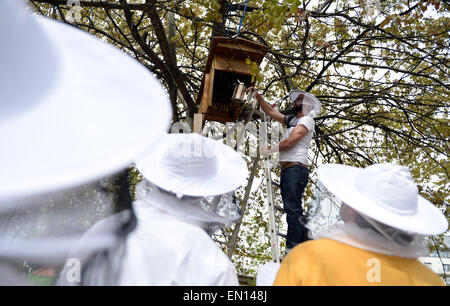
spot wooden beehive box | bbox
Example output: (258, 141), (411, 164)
(195, 37), (268, 124)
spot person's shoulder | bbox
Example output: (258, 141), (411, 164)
(188, 231), (236, 274)
(289, 239), (343, 258)
(299, 115), (315, 125)
(296, 238), (336, 249)
(297, 115), (315, 131)
(280, 240), (331, 271)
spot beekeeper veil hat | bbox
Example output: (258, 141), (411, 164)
(288, 90), (321, 117)
(0, 0), (172, 200)
(306, 163), (448, 258)
(135, 133), (249, 227)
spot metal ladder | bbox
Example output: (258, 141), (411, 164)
(263, 158), (281, 263)
(217, 97), (286, 264)
(261, 112), (286, 264)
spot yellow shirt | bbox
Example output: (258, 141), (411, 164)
(274, 238), (444, 286)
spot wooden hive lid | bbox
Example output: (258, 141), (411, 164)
(203, 37), (269, 74)
(196, 37), (268, 106)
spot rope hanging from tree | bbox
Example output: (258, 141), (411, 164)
(237, 0), (250, 35)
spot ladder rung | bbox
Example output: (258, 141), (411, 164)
(274, 205), (285, 213)
(277, 232), (287, 238)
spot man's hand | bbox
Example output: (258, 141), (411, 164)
(247, 86), (260, 98)
(260, 145), (279, 157)
(250, 88), (285, 124)
(260, 146), (271, 157)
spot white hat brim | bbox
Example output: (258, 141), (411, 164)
(289, 90), (305, 103)
(136, 134), (249, 197)
(317, 164), (448, 235)
(0, 16), (172, 200)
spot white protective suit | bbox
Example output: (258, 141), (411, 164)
(118, 198), (239, 285)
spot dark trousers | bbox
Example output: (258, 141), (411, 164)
(280, 164), (309, 249)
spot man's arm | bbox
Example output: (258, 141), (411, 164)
(278, 124), (308, 151)
(254, 92), (285, 124)
(261, 124), (308, 156)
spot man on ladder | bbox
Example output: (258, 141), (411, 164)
(253, 88), (321, 255)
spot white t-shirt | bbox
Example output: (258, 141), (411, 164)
(279, 115), (315, 165)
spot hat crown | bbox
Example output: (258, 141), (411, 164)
(355, 164), (418, 215)
(163, 135), (219, 182)
(0, 0), (58, 118)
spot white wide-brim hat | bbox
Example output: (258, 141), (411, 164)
(0, 1), (172, 200)
(135, 133), (249, 197)
(288, 89), (321, 117)
(317, 163), (448, 235)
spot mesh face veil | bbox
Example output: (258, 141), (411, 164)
(306, 181), (429, 258)
(135, 179), (241, 231)
(288, 90), (321, 117)
(0, 173), (137, 285)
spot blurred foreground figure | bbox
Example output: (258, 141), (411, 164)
(274, 163), (448, 286)
(0, 0), (171, 285)
(115, 133), (248, 285)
